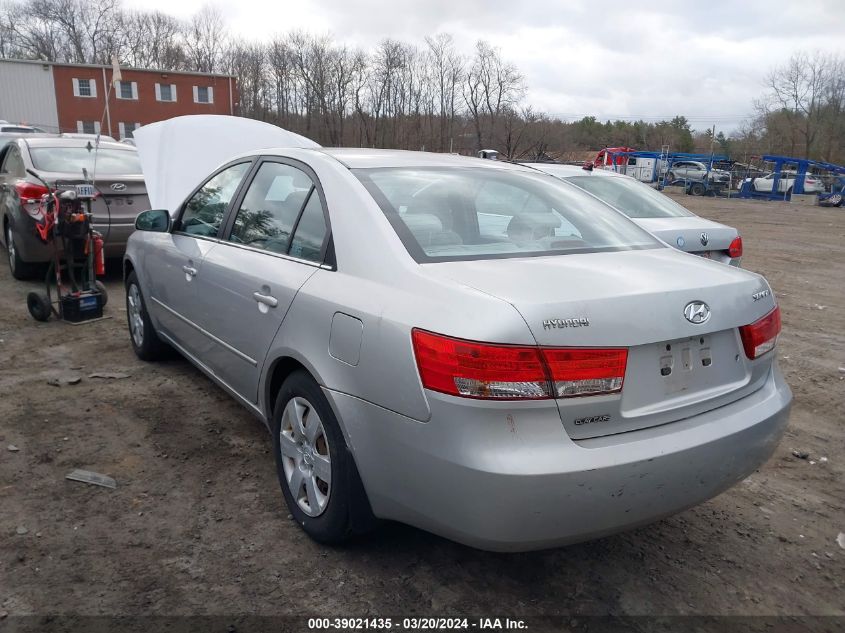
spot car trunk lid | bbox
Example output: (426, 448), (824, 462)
(635, 216), (738, 264)
(426, 248), (777, 439)
(45, 173), (148, 237)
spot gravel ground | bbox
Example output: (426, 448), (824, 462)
(0, 194), (843, 630)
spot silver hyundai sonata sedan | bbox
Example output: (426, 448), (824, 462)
(525, 163), (743, 266)
(124, 141), (791, 551)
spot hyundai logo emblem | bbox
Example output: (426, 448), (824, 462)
(111, 183), (126, 191)
(684, 301), (711, 324)
(700, 232), (709, 246)
(676, 236), (685, 247)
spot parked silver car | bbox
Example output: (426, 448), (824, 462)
(0, 137), (147, 279)
(526, 163), (743, 265)
(125, 135), (791, 551)
(666, 160), (731, 186)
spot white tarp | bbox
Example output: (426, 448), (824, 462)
(133, 115), (320, 213)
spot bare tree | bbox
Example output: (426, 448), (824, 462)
(425, 33), (463, 152)
(762, 50), (834, 158)
(464, 40), (525, 151)
(120, 10), (184, 69)
(183, 3), (226, 73)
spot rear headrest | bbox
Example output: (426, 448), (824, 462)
(508, 212), (561, 230)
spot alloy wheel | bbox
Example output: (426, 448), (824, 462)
(127, 284), (144, 348)
(6, 226), (15, 272)
(279, 396), (332, 517)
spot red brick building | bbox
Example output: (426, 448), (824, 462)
(0, 59), (239, 139)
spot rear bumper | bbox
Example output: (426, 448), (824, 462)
(328, 364), (791, 552)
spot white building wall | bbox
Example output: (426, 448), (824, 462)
(0, 60), (60, 131)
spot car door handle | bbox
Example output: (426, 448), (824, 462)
(182, 265), (197, 277)
(253, 292), (278, 308)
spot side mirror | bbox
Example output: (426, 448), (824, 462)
(135, 209), (170, 232)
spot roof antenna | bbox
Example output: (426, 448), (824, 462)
(91, 55), (122, 187)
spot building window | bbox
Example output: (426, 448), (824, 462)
(118, 122), (141, 139)
(72, 78), (97, 98)
(155, 83), (177, 102)
(76, 121), (101, 135)
(117, 81), (138, 100)
(193, 85), (214, 104)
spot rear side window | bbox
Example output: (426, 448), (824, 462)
(289, 191), (327, 262)
(228, 162), (315, 254)
(180, 162), (250, 237)
(357, 167), (659, 262)
(1, 146), (25, 177)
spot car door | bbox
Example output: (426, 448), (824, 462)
(673, 162), (691, 180)
(189, 158), (331, 403)
(754, 174), (774, 192)
(142, 160), (252, 357)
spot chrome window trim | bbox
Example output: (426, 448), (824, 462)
(212, 239), (333, 270)
(170, 233), (221, 245)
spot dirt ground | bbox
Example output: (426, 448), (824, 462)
(1, 194), (843, 630)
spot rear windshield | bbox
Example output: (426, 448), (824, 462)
(566, 175), (694, 219)
(356, 167), (661, 262)
(30, 147), (142, 175)
(0, 126), (34, 133)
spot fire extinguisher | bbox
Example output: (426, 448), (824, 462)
(93, 232), (105, 276)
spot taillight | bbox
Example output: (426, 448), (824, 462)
(542, 348), (628, 397)
(727, 236), (743, 259)
(15, 181), (49, 204)
(411, 329), (550, 400)
(739, 306), (781, 359)
(411, 329), (628, 400)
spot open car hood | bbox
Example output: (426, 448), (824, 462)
(133, 115), (320, 214)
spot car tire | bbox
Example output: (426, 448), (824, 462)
(125, 271), (168, 361)
(691, 182), (706, 196)
(667, 170), (676, 182)
(272, 370), (376, 544)
(27, 292), (51, 322)
(6, 223), (39, 281)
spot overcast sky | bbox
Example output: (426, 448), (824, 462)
(125, 0), (844, 133)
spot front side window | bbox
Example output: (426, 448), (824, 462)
(357, 167), (660, 262)
(180, 162), (250, 237)
(228, 162), (318, 255)
(565, 175), (694, 219)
